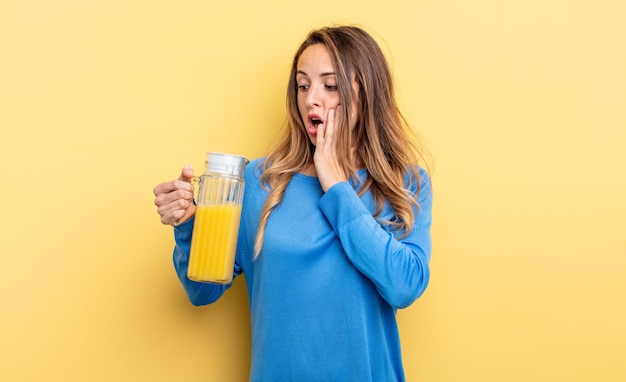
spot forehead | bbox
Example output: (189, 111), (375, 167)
(296, 44), (335, 74)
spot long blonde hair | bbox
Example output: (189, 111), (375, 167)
(254, 25), (429, 256)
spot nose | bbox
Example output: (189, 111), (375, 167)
(305, 84), (321, 109)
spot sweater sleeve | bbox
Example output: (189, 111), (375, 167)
(318, 168), (432, 309)
(172, 218), (240, 306)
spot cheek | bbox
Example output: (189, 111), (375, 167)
(330, 93), (342, 108)
(297, 95), (307, 116)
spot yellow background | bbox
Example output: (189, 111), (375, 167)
(1, 0), (625, 380)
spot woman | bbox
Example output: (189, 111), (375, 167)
(153, 25), (432, 381)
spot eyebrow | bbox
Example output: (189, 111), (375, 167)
(296, 70), (336, 77)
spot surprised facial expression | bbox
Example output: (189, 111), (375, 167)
(295, 44), (358, 145)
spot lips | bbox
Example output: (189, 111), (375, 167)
(307, 114), (323, 135)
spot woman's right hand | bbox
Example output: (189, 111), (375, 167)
(153, 165), (196, 226)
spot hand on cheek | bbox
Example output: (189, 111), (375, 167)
(314, 106), (348, 192)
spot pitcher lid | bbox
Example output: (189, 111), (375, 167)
(205, 152), (249, 177)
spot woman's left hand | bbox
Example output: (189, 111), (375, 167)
(314, 106), (349, 192)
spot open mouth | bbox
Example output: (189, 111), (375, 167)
(308, 115), (323, 129)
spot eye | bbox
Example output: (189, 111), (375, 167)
(297, 84), (309, 91)
(325, 84), (338, 91)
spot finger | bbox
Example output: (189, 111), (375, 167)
(316, 115), (326, 147)
(158, 198), (192, 222)
(317, 107), (336, 149)
(153, 180), (193, 200)
(327, 106), (340, 149)
(179, 164), (194, 181)
(153, 180), (177, 197)
(155, 186), (194, 207)
(326, 107), (336, 138)
(175, 165), (195, 192)
(162, 208), (186, 226)
(153, 166), (195, 196)
(322, 107), (339, 156)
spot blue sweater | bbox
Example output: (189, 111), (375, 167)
(173, 158), (432, 381)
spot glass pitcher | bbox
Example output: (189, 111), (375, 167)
(187, 152), (248, 284)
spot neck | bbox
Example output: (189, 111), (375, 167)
(300, 164), (317, 177)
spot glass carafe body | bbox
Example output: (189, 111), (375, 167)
(187, 152), (248, 284)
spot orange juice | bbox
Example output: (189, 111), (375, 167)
(188, 204), (242, 284)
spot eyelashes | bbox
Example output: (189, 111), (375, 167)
(296, 84), (339, 91)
